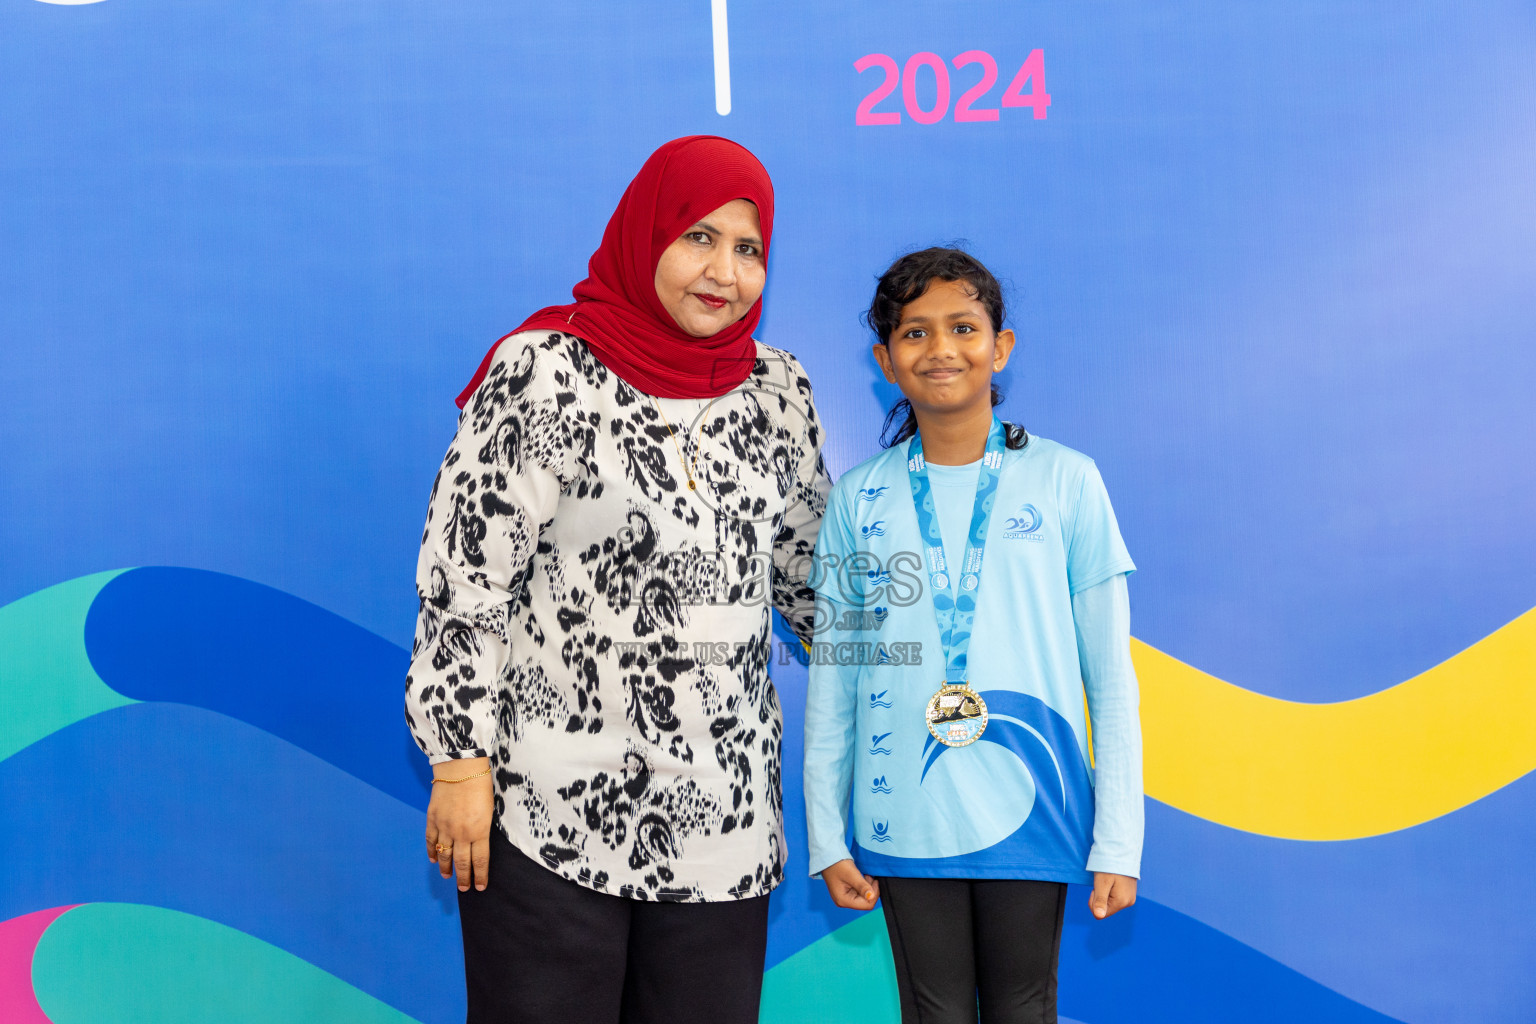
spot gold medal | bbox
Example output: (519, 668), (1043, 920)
(925, 683), (988, 747)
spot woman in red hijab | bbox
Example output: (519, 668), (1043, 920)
(405, 136), (830, 1024)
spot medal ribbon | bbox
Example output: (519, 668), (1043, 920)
(906, 418), (1007, 684)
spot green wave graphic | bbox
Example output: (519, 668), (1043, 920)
(32, 903), (421, 1024)
(0, 571), (133, 763)
(760, 910), (899, 1024)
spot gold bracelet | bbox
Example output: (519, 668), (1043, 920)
(432, 766), (492, 784)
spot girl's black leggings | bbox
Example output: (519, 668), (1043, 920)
(878, 875), (1068, 1024)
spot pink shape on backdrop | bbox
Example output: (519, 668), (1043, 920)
(0, 906), (80, 1024)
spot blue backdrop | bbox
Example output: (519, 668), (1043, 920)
(3, 1), (1534, 1022)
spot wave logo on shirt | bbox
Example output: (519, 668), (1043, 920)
(860, 520), (888, 538)
(865, 569), (892, 586)
(870, 776), (892, 794)
(869, 689), (893, 708)
(1003, 503), (1045, 541)
(920, 690), (1094, 868)
(856, 486), (889, 501)
(870, 732), (894, 755)
(870, 820), (894, 843)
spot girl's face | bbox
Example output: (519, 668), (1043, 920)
(872, 277), (1015, 420)
(653, 199), (766, 338)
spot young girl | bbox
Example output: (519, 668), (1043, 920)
(803, 248), (1142, 1024)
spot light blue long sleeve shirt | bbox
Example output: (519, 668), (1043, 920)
(802, 434), (1144, 883)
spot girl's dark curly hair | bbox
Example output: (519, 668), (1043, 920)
(865, 247), (1025, 449)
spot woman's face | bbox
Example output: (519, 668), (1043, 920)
(653, 199), (766, 338)
(872, 277), (1015, 420)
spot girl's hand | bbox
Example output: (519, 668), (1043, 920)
(424, 757), (494, 892)
(1089, 872), (1137, 919)
(822, 859), (880, 911)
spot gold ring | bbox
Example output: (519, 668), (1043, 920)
(435, 843), (450, 855)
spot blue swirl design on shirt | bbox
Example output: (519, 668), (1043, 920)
(868, 690), (892, 708)
(869, 732), (893, 756)
(870, 776), (892, 794)
(865, 569), (892, 586)
(855, 486), (889, 501)
(860, 521), (887, 538)
(863, 690), (1093, 873)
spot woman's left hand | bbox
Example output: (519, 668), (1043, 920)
(1089, 872), (1137, 920)
(425, 757), (494, 892)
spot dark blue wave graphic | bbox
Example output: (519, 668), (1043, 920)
(1141, 786), (1536, 1024)
(53, 568), (1443, 1021)
(1055, 895), (1403, 1024)
(0, 702), (463, 1024)
(84, 567), (429, 809)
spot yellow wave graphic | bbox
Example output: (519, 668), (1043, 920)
(1137, 606), (1536, 839)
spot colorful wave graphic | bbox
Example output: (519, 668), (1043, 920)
(1136, 608), (1536, 838)
(0, 906), (74, 1024)
(26, 903), (417, 1024)
(3, 567), (1533, 1021)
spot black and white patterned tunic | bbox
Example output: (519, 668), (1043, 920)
(405, 330), (829, 902)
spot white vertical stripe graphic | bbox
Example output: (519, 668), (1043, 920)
(711, 0), (732, 116)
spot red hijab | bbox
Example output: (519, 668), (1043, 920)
(456, 136), (775, 407)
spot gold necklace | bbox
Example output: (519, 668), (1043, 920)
(647, 394), (717, 492)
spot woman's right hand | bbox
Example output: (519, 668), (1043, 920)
(424, 757), (494, 892)
(822, 859), (880, 911)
